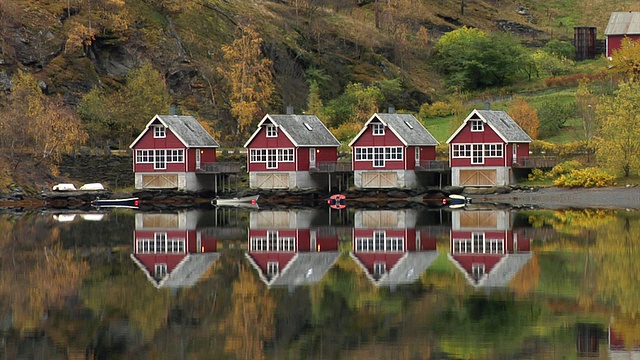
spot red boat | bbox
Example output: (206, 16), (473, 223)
(328, 194), (346, 209)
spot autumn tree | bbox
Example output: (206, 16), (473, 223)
(218, 23), (274, 143)
(507, 96), (539, 139)
(77, 62), (170, 147)
(64, 0), (130, 55)
(595, 81), (640, 177)
(609, 37), (640, 81)
(0, 70), (88, 170)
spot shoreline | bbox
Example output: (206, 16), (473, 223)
(0, 186), (638, 211)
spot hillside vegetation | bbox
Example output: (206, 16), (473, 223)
(0, 0), (639, 190)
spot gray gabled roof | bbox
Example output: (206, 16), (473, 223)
(448, 253), (532, 289)
(131, 253), (221, 289)
(349, 251), (439, 288)
(245, 252), (340, 288)
(130, 114), (220, 149)
(605, 12), (640, 35)
(446, 109), (533, 144)
(349, 113), (439, 147)
(244, 114), (340, 148)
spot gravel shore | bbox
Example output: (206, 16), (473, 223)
(469, 186), (640, 209)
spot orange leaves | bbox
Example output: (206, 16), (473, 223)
(507, 96), (539, 139)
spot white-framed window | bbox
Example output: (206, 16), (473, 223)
(452, 144), (472, 158)
(472, 263), (485, 280)
(250, 232), (296, 252)
(373, 262), (386, 277)
(266, 124), (277, 137)
(154, 149), (166, 169)
(154, 125), (166, 138)
(354, 147), (403, 163)
(355, 231), (404, 252)
(373, 147), (385, 167)
(154, 263), (167, 279)
(136, 233), (185, 254)
(372, 123), (385, 136)
(470, 120), (484, 132)
(136, 149), (154, 163)
(471, 144), (484, 164)
(484, 144), (503, 158)
(166, 149), (184, 163)
(267, 261), (279, 277)
(249, 148), (294, 164)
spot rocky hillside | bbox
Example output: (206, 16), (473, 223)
(0, 0), (636, 138)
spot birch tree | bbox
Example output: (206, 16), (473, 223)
(218, 23), (274, 142)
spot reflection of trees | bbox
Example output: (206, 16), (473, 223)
(223, 263), (275, 360)
(81, 263), (171, 340)
(436, 295), (547, 359)
(0, 216), (89, 333)
(592, 213), (640, 321)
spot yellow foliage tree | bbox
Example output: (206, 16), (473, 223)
(0, 70), (88, 170)
(218, 23), (274, 143)
(610, 37), (640, 81)
(508, 96), (539, 139)
(595, 80), (640, 177)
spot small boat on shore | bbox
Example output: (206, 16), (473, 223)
(212, 194), (259, 208)
(91, 197), (140, 209)
(442, 194), (472, 208)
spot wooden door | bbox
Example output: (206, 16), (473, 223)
(362, 172), (397, 188)
(459, 170), (497, 186)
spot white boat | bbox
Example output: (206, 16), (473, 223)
(212, 195), (259, 208)
(91, 197), (140, 209)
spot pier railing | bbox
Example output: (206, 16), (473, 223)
(415, 160), (450, 172)
(512, 156), (557, 169)
(197, 162), (243, 173)
(310, 161), (353, 173)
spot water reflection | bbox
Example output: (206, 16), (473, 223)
(246, 209), (340, 288)
(2, 206), (640, 358)
(351, 209), (439, 288)
(448, 208), (532, 288)
(131, 210), (221, 288)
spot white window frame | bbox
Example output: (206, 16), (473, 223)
(136, 149), (154, 163)
(373, 262), (386, 277)
(136, 233), (185, 254)
(373, 147), (385, 167)
(266, 124), (277, 137)
(154, 125), (166, 138)
(471, 144), (484, 164)
(372, 123), (385, 136)
(166, 149), (184, 163)
(470, 120), (484, 132)
(154, 149), (166, 169)
(267, 261), (279, 277)
(154, 263), (167, 278)
(452, 144), (472, 158)
(484, 144), (503, 158)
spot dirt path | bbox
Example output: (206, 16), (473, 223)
(470, 186), (640, 209)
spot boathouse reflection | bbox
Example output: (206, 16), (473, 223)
(245, 209), (340, 288)
(350, 209), (439, 288)
(448, 208), (532, 288)
(131, 210), (221, 288)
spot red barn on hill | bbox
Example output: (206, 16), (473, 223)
(349, 112), (439, 189)
(244, 113), (340, 189)
(446, 109), (533, 187)
(604, 12), (640, 58)
(130, 114), (239, 191)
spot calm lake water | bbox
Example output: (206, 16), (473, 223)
(1, 204), (638, 359)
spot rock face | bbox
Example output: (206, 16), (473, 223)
(58, 153), (134, 189)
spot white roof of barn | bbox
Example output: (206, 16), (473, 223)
(348, 113), (439, 147)
(605, 12), (640, 36)
(244, 114), (340, 148)
(130, 114), (220, 149)
(446, 109), (533, 144)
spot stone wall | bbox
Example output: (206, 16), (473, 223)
(59, 152), (134, 189)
